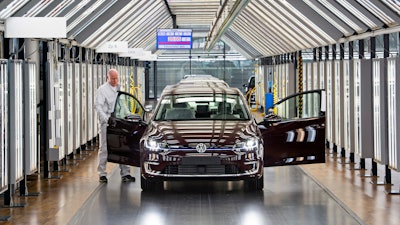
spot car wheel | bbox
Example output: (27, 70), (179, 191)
(141, 176), (163, 192)
(244, 175), (264, 191)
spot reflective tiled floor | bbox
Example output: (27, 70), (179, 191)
(68, 164), (364, 225)
(1, 146), (399, 225)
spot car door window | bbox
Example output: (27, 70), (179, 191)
(272, 91), (324, 120)
(114, 92), (145, 120)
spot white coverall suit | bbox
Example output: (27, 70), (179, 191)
(94, 82), (131, 177)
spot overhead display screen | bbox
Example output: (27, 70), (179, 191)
(157, 29), (192, 50)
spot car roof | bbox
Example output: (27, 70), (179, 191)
(160, 77), (241, 96)
(180, 75), (229, 86)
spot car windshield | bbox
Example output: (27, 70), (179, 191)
(154, 93), (250, 121)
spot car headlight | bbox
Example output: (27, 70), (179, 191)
(144, 138), (167, 152)
(234, 137), (259, 151)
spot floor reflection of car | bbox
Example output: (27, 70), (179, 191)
(107, 77), (326, 191)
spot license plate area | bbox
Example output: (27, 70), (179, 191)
(179, 156), (224, 174)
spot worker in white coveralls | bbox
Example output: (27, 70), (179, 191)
(94, 68), (135, 183)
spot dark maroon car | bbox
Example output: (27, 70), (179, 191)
(107, 79), (326, 191)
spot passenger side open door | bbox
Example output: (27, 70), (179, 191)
(259, 90), (326, 167)
(107, 91), (148, 167)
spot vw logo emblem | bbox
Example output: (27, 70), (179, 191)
(196, 143), (207, 153)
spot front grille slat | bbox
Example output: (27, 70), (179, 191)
(163, 165), (240, 175)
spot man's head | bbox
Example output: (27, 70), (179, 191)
(107, 69), (119, 87)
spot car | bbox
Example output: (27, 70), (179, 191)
(106, 77), (326, 191)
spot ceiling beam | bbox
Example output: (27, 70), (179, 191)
(163, 0), (177, 28)
(204, 0), (249, 51)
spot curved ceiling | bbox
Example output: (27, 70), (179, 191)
(1, 0), (400, 60)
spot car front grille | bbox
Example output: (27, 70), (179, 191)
(162, 164), (239, 175)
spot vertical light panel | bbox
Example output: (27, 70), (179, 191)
(387, 58), (400, 171)
(124, 66), (131, 92)
(93, 64), (99, 137)
(56, 62), (65, 159)
(0, 60), (9, 192)
(81, 63), (87, 146)
(325, 61), (333, 146)
(348, 60), (356, 154)
(47, 57), (64, 161)
(102, 65), (108, 84)
(312, 62), (319, 90)
(305, 62), (312, 91)
(319, 61), (325, 89)
(256, 65), (264, 108)
(372, 60), (381, 160)
(334, 60), (341, 149)
(276, 64), (282, 99)
(342, 60), (352, 153)
(74, 63), (81, 150)
(9, 60), (24, 183)
(62, 62), (69, 156)
(372, 59), (388, 164)
(287, 63), (296, 96)
(117, 65), (125, 91)
(137, 66), (146, 106)
(354, 59), (361, 156)
(24, 62), (38, 173)
(66, 63), (74, 155)
(87, 63), (93, 142)
(354, 59), (374, 158)
(281, 64), (286, 97)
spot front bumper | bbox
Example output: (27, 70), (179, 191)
(141, 148), (263, 180)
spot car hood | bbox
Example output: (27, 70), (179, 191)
(145, 120), (260, 148)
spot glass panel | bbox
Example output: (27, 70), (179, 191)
(154, 94), (250, 121)
(156, 59), (256, 98)
(273, 91), (321, 120)
(115, 93), (144, 120)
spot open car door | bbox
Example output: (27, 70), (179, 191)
(259, 90), (326, 167)
(107, 91), (148, 167)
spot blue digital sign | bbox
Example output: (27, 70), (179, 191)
(156, 29), (192, 50)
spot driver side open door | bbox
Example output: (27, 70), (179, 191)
(259, 90), (326, 167)
(107, 91), (148, 167)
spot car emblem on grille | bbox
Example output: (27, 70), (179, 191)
(196, 143), (207, 153)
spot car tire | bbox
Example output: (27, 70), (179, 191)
(141, 176), (163, 192)
(244, 175), (264, 191)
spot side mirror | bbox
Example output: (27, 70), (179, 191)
(144, 105), (153, 112)
(125, 114), (142, 122)
(263, 113), (281, 125)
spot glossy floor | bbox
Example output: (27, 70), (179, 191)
(0, 147), (399, 225)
